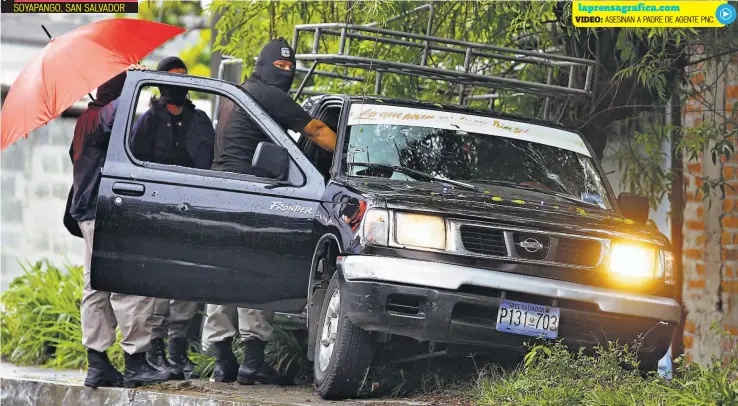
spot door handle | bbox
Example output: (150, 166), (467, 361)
(112, 182), (145, 197)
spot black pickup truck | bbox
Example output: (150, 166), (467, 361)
(91, 71), (681, 399)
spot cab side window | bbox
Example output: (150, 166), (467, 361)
(129, 84), (216, 170)
(298, 104), (340, 182)
(128, 83), (276, 179)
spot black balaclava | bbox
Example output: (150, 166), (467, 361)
(250, 38), (296, 92)
(157, 56), (189, 106)
(94, 71), (127, 106)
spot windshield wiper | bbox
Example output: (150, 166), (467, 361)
(468, 179), (600, 208)
(349, 162), (478, 191)
(525, 185), (601, 208)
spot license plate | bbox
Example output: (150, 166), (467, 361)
(495, 299), (560, 339)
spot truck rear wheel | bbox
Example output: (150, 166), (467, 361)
(313, 273), (374, 400)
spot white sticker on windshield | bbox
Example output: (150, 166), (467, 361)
(347, 104), (591, 157)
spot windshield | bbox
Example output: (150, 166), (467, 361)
(343, 104), (614, 210)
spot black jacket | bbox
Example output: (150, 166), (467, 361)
(63, 99), (119, 238)
(131, 99), (215, 169)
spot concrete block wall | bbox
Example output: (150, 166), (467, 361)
(1, 117), (84, 290)
(681, 53), (738, 364)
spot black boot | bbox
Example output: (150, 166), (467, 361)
(168, 336), (199, 379)
(123, 351), (174, 388)
(84, 348), (123, 388)
(146, 337), (185, 380)
(213, 338), (238, 383)
(237, 339), (294, 386)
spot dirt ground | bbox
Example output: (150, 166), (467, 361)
(0, 363), (474, 405)
(152, 379), (472, 405)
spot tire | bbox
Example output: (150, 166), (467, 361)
(313, 273), (374, 400)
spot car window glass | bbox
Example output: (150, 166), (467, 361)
(127, 83), (276, 178)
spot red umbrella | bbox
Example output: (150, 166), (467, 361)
(0, 18), (185, 151)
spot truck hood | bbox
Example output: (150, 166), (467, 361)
(339, 178), (669, 247)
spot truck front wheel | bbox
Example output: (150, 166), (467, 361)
(313, 273), (374, 400)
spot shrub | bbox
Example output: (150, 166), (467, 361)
(477, 340), (663, 405)
(476, 332), (738, 406)
(0, 260), (124, 369)
(1, 259), (309, 376)
(658, 327), (738, 406)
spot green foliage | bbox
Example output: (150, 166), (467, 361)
(612, 114), (674, 210)
(655, 323), (738, 406)
(131, 0), (212, 97)
(208, 1), (561, 107)
(179, 29), (212, 78)
(478, 340), (658, 406)
(209, 0), (397, 82)
(135, 0), (203, 27)
(0, 259), (305, 376)
(0, 260), (124, 370)
(477, 334), (738, 406)
(265, 325), (310, 375)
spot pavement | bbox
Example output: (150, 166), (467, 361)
(0, 363), (435, 406)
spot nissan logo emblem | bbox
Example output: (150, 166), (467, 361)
(519, 238), (544, 253)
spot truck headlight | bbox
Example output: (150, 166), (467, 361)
(609, 242), (659, 280)
(394, 212), (446, 250)
(362, 208), (389, 246)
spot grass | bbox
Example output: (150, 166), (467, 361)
(3, 259), (738, 406)
(0, 260), (124, 369)
(476, 333), (738, 405)
(0, 260), (305, 376)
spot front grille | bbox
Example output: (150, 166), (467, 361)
(555, 238), (602, 267)
(455, 221), (606, 269)
(460, 226), (507, 256)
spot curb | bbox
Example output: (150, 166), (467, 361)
(0, 377), (433, 406)
(0, 378), (297, 406)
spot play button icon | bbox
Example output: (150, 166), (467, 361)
(717, 4), (736, 24)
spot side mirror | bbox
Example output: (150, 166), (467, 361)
(617, 192), (649, 224)
(252, 142), (289, 180)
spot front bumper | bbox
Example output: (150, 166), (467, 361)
(338, 255), (680, 355)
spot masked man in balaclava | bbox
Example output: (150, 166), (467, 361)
(129, 56), (214, 380)
(203, 38), (337, 385)
(64, 65), (175, 389)
(131, 56), (215, 170)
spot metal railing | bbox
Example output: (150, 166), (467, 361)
(290, 22), (596, 110)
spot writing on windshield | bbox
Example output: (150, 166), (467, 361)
(344, 105), (613, 210)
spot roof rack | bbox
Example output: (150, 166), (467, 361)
(290, 22), (596, 113)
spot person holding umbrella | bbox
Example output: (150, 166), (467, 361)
(0, 17), (188, 389)
(66, 65), (175, 389)
(129, 56), (214, 379)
